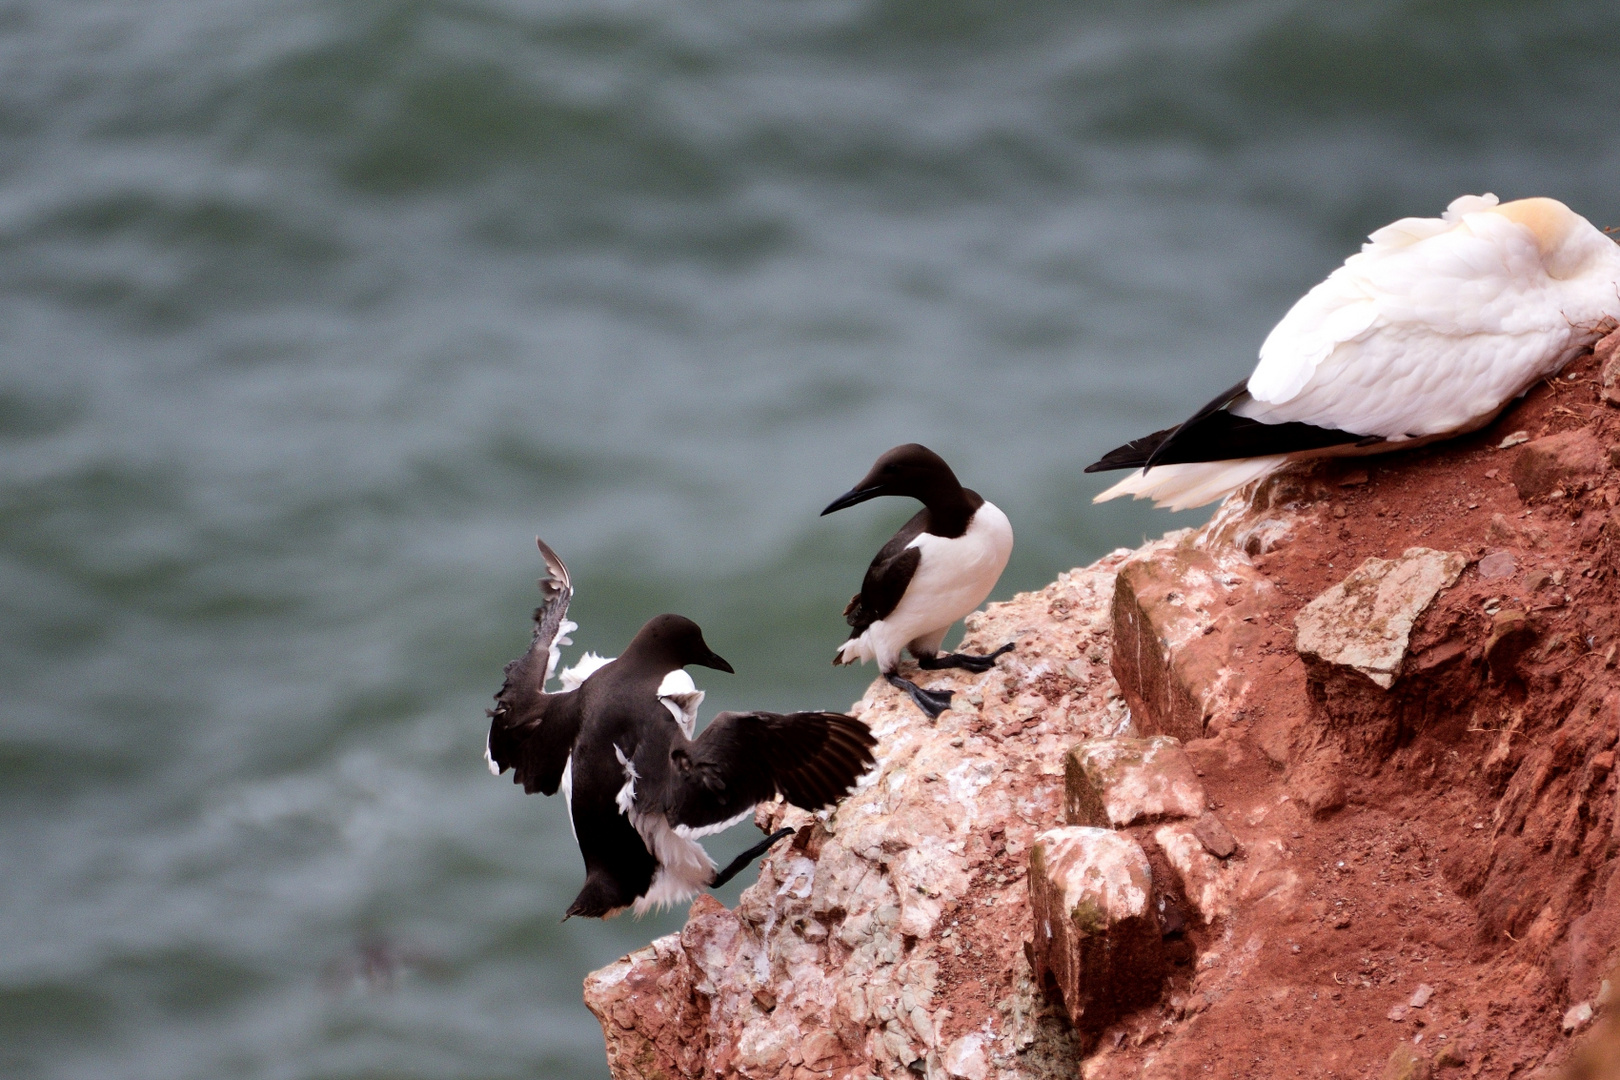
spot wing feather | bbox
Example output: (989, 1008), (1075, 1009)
(844, 513), (928, 634)
(646, 711), (877, 833)
(1245, 196), (1572, 435)
(485, 538), (583, 795)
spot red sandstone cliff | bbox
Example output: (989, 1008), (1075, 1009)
(583, 326), (1620, 1080)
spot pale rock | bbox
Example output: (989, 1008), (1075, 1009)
(1028, 826), (1165, 1040)
(909, 1004), (935, 1046)
(736, 1017), (799, 1073)
(1109, 538), (1276, 741)
(1064, 736), (1207, 828)
(579, 549), (1136, 1079)
(1154, 820), (1240, 924)
(944, 1033), (990, 1080)
(1294, 547), (1468, 689)
(1564, 1000), (1595, 1033)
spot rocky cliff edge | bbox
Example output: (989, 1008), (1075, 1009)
(584, 324), (1620, 1080)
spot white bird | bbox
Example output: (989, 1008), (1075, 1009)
(1088, 194), (1620, 510)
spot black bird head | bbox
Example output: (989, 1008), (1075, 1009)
(821, 443), (962, 515)
(622, 614), (735, 675)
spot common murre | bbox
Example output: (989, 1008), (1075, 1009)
(821, 444), (1015, 719)
(486, 539), (877, 919)
(1086, 194), (1620, 510)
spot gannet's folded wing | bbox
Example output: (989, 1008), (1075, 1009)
(1243, 196), (1569, 437)
(1083, 379), (1371, 475)
(1087, 195), (1620, 511)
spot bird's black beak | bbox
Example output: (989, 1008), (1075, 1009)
(701, 650), (735, 674)
(820, 484), (883, 516)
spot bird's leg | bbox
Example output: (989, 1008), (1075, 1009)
(885, 672), (953, 719)
(915, 642), (1015, 673)
(710, 827), (796, 890)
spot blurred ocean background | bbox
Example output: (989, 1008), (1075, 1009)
(2, 0), (1618, 1076)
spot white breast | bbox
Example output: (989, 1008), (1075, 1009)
(865, 500), (1014, 663)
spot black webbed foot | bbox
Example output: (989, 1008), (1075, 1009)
(915, 642), (1015, 673)
(885, 672), (953, 718)
(710, 827), (796, 890)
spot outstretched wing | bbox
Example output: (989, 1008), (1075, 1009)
(843, 510), (928, 634)
(486, 537), (583, 795)
(645, 711), (877, 834)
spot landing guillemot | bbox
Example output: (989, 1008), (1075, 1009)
(486, 539), (877, 919)
(821, 444), (1015, 719)
(1086, 194), (1620, 510)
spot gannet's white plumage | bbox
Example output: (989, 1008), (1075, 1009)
(1093, 195), (1620, 510)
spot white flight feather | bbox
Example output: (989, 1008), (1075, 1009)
(837, 500), (1013, 672)
(1097, 194), (1620, 510)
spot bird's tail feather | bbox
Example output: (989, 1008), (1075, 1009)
(1092, 456), (1288, 511)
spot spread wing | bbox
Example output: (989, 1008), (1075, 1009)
(641, 711), (877, 834)
(843, 511), (927, 634)
(486, 537), (582, 795)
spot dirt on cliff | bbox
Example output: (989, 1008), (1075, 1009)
(584, 328), (1620, 1080)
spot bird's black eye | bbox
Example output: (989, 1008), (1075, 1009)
(882, 463), (898, 474)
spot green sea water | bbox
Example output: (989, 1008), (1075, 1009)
(2, 1), (1618, 1076)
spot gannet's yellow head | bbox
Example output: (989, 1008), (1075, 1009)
(1490, 197), (1612, 280)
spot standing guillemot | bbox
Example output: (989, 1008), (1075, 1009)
(486, 539), (877, 919)
(1086, 194), (1620, 510)
(821, 444), (1015, 719)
